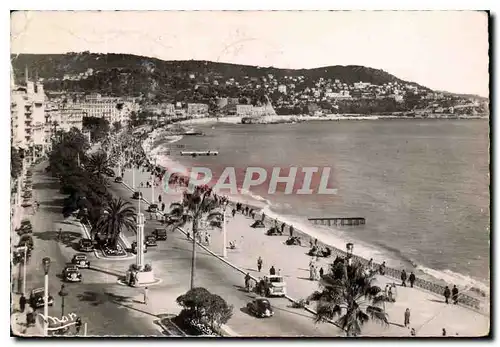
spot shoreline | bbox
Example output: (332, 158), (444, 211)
(178, 114), (489, 125)
(128, 125), (489, 310)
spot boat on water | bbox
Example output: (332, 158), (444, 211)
(180, 150), (219, 157)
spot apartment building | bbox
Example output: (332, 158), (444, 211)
(187, 103), (208, 116)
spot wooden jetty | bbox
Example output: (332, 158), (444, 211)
(308, 217), (365, 226)
(180, 150), (218, 157)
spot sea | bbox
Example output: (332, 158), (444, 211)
(149, 119), (490, 295)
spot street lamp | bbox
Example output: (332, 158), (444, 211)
(42, 257), (51, 336)
(58, 284), (68, 318)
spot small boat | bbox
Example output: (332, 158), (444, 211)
(182, 130), (204, 136)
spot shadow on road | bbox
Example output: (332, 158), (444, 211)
(428, 299), (446, 304)
(239, 306), (251, 316)
(39, 198), (66, 206)
(33, 231), (81, 249)
(89, 266), (124, 279)
(296, 276), (313, 281)
(77, 291), (106, 306)
(272, 305), (314, 319)
(32, 181), (59, 191)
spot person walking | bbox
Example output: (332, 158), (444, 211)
(257, 256), (263, 272)
(269, 265), (276, 275)
(158, 194), (162, 203)
(404, 308), (411, 327)
(409, 272), (416, 288)
(401, 270), (407, 287)
(281, 223), (285, 235)
(319, 267), (324, 278)
(232, 208), (236, 218)
(367, 258), (373, 270)
(261, 213), (265, 222)
(442, 328), (447, 336)
(289, 225), (294, 237)
(143, 286), (149, 305)
(58, 228), (63, 241)
(19, 294), (26, 313)
(452, 285), (459, 304)
(443, 286), (451, 304)
(161, 202), (165, 212)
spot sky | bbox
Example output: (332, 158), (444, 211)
(10, 11), (489, 97)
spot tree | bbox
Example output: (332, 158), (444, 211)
(169, 189), (220, 289)
(309, 262), (389, 336)
(86, 151), (112, 177)
(176, 287), (233, 330)
(112, 121), (122, 133)
(94, 198), (136, 248)
(82, 116), (110, 142)
(11, 147), (23, 179)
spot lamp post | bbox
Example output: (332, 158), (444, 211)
(17, 246), (28, 295)
(58, 284), (68, 318)
(222, 203), (228, 258)
(136, 212), (145, 270)
(42, 257), (51, 336)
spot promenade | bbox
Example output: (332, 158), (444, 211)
(119, 162), (490, 337)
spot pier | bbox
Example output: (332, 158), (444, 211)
(308, 217), (365, 226)
(180, 150), (218, 157)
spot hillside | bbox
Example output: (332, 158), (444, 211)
(11, 52), (431, 101)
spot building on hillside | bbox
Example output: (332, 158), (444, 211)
(236, 104), (254, 116)
(187, 103), (208, 116)
(278, 84), (287, 94)
(354, 82), (371, 90)
(217, 97), (229, 109)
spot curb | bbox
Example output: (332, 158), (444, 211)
(155, 318), (187, 337)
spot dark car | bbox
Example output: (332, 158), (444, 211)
(246, 298), (274, 318)
(29, 287), (54, 309)
(145, 235), (157, 247)
(114, 177), (123, 183)
(79, 238), (94, 252)
(62, 265), (82, 282)
(71, 254), (90, 268)
(131, 241), (148, 254)
(153, 228), (167, 241)
(132, 191), (143, 200)
(148, 204), (158, 213)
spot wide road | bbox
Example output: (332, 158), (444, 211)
(107, 179), (343, 336)
(19, 163), (161, 336)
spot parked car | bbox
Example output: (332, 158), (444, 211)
(62, 265), (82, 282)
(18, 235), (34, 251)
(153, 228), (167, 241)
(79, 238), (94, 252)
(29, 287), (54, 308)
(145, 235), (157, 247)
(21, 201), (33, 208)
(71, 254), (90, 268)
(132, 191), (143, 200)
(148, 204), (158, 213)
(104, 169), (116, 177)
(114, 177), (123, 183)
(262, 275), (287, 297)
(246, 298), (274, 318)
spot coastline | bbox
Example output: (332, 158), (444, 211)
(178, 114), (489, 126)
(133, 125), (489, 311)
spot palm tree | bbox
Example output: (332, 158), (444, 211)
(309, 262), (389, 337)
(94, 198), (136, 248)
(169, 189), (220, 289)
(87, 151), (112, 177)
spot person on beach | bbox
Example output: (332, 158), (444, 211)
(401, 270), (407, 287)
(452, 285), (459, 304)
(158, 195), (162, 203)
(443, 286), (451, 304)
(410, 328), (416, 336)
(277, 269), (281, 276)
(314, 238), (318, 246)
(319, 267), (324, 278)
(257, 256), (263, 272)
(232, 208), (236, 218)
(289, 225), (294, 237)
(269, 266), (276, 275)
(245, 273), (251, 292)
(442, 328), (447, 336)
(379, 261), (386, 275)
(404, 308), (411, 327)
(58, 228), (63, 241)
(161, 203), (165, 212)
(409, 272), (416, 288)
(367, 258), (373, 270)
(261, 213), (265, 222)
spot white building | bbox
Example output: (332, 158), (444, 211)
(278, 84), (287, 94)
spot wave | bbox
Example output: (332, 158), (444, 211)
(146, 127), (490, 297)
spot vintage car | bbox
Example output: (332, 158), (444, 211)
(62, 265), (82, 282)
(148, 204), (158, 213)
(29, 287), (54, 308)
(17, 235), (34, 251)
(114, 176), (123, 183)
(145, 235), (157, 247)
(152, 228), (167, 241)
(131, 241), (148, 254)
(79, 238), (94, 252)
(21, 201), (33, 208)
(71, 254), (90, 268)
(246, 298), (274, 318)
(262, 275), (287, 297)
(132, 191), (143, 200)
